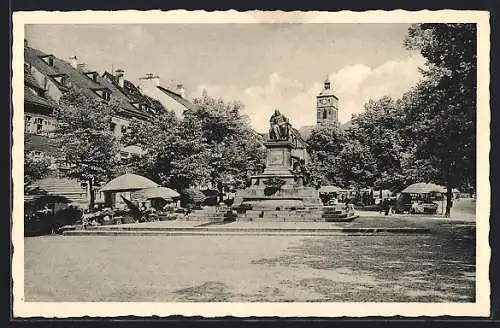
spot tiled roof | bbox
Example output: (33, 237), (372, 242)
(24, 85), (57, 109)
(25, 46), (148, 118)
(102, 72), (168, 116)
(25, 46), (181, 120)
(24, 65), (43, 90)
(52, 57), (108, 100)
(24, 46), (61, 78)
(24, 66), (58, 109)
(99, 73), (152, 118)
(157, 85), (196, 111)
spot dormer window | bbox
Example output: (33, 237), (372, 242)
(39, 55), (55, 67)
(50, 74), (71, 88)
(84, 71), (99, 82)
(130, 102), (147, 111)
(93, 88), (111, 101)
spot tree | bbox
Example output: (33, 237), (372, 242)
(306, 97), (410, 191)
(403, 23), (476, 217)
(24, 147), (51, 188)
(306, 122), (345, 187)
(55, 88), (120, 209)
(121, 92), (265, 197)
(119, 110), (180, 181)
(188, 93), (265, 198)
(344, 96), (410, 191)
(336, 137), (376, 190)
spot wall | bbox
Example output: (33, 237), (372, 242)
(138, 79), (187, 118)
(110, 116), (130, 138)
(24, 112), (57, 136)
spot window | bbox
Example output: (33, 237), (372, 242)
(52, 75), (70, 87)
(31, 151), (43, 159)
(84, 72), (98, 82)
(94, 89), (111, 101)
(34, 117), (44, 134)
(323, 109), (328, 119)
(110, 122), (116, 132)
(39, 55), (55, 67)
(121, 125), (128, 134)
(25, 115), (32, 132)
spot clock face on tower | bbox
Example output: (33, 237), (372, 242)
(318, 97), (330, 106)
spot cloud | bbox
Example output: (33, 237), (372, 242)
(127, 26), (155, 50)
(189, 54), (425, 132)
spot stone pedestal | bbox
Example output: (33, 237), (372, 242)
(233, 140), (324, 221)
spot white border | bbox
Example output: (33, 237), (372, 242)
(12, 10), (491, 318)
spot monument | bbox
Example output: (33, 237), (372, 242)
(232, 110), (324, 221)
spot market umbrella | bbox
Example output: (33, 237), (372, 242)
(318, 185), (341, 193)
(142, 187), (180, 200)
(402, 183), (443, 194)
(99, 173), (158, 192)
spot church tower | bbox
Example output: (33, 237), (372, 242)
(316, 76), (339, 125)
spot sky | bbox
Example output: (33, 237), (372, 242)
(26, 24), (425, 132)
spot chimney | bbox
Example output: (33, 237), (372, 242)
(138, 73), (161, 89)
(69, 56), (78, 69)
(176, 84), (186, 98)
(115, 69), (125, 88)
(24, 39), (28, 48)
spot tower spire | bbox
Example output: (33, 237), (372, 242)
(324, 74), (331, 90)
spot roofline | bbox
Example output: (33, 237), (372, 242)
(317, 94), (339, 100)
(156, 85), (192, 109)
(24, 98), (57, 110)
(157, 85), (183, 98)
(48, 73), (69, 77)
(118, 107), (153, 120)
(25, 79), (46, 92)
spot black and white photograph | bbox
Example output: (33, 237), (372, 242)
(11, 10), (490, 317)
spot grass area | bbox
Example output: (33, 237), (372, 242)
(24, 223), (475, 302)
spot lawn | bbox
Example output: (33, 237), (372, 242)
(24, 223), (475, 302)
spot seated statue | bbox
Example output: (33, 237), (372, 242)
(269, 109), (290, 141)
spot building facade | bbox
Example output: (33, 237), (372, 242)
(23, 41), (194, 206)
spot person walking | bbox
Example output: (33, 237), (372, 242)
(383, 198), (390, 216)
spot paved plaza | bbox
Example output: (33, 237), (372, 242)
(24, 215), (475, 302)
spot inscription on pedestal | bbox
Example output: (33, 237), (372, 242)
(267, 149), (285, 167)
